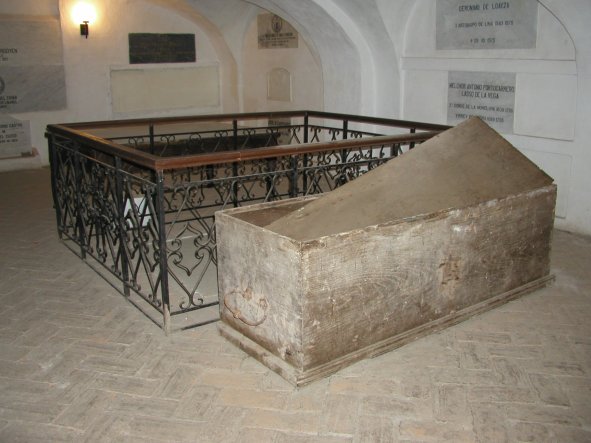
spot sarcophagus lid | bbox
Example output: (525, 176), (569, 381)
(265, 117), (553, 240)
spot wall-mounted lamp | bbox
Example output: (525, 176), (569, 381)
(80, 21), (89, 38)
(72, 2), (96, 39)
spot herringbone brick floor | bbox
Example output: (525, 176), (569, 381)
(0, 168), (590, 442)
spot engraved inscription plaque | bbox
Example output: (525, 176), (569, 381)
(447, 71), (516, 133)
(258, 14), (298, 49)
(0, 66), (66, 113)
(0, 115), (31, 158)
(0, 15), (66, 113)
(436, 0), (538, 50)
(129, 33), (196, 64)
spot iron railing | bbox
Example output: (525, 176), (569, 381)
(46, 110), (449, 333)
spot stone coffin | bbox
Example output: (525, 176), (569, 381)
(215, 117), (556, 386)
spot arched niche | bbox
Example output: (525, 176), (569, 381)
(267, 68), (292, 102)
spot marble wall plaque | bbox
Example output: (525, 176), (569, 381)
(0, 15), (66, 113)
(258, 14), (298, 49)
(447, 71), (516, 133)
(0, 15), (63, 65)
(0, 65), (67, 113)
(129, 33), (196, 64)
(436, 0), (538, 50)
(0, 115), (31, 158)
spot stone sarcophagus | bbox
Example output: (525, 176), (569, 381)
(215, 118), (556, 386)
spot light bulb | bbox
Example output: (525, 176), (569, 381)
(71, 2), (97, 25)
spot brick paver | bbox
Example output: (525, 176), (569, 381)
(0, 168), (590, 442)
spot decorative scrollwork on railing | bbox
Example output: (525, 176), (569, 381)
(214, 130), (230, 152)
(265, 128), (281, 147)
(53, 135), (423, 319)
(123, 180), (162, 308)
(347, 130), (364, 139)
(53, 144), (79, 240)
(158, 134), (176, 156)
(126, 136), (146, 148)
(287, 126), (302, 144)
(239, 128), (256, 149)
(186, 133), (203, 154)
(309, 126), (322, 142)
(328, 128), (341, 141)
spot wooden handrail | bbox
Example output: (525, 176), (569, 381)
(152, 131), (441, 171)
(47, 124), (161, 170)
(48, 124), (440, 172)
(53, 110), (451, 132)
(55, 110), (309, 130)
(47, 110), (449, 172)
(305, 111), (450, 131)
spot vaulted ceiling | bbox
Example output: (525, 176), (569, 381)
(146, 0), (407, 115)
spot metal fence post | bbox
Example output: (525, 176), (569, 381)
(339, 120), (349, 186)
(155, 170), (171, 334)
(289, 155), (298, 198)
(302, 113), (309, 194)
(232, 119), (239, 207)
(149, 123), (155, 155)
(114, 157), (130, 297)
(73, 143), (87, 259)
(47, 133), (63, 240)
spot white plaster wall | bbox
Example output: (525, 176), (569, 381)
(403, 70), (448, 124)
(404, 0), (575, 60)
(184, 0), (260, 112)
(396, 0), (591, 235)
(186, 0), (260, 68)
(142, 0), (241, 113)
(514, 73), (577, 140)
(240, 0), (361, 114)
(60, 0), (221, 121)
(241, 14), (323, 113)
(309, 0), (400, 117)
(540, 0), (591, 236)
(110, 65), (220, 114)
(178, 0), (400, 118)
(1, 0), (379, 166)
(4, 0), (591, 235)
(1, 0), (232, 166)
(0, 0), (67, 169)
(0, 0), (58, 16)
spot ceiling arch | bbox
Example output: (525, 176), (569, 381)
(244, 0), (403, 116)
(242, 0), (362, 113)
(144, 0), (407, 116)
